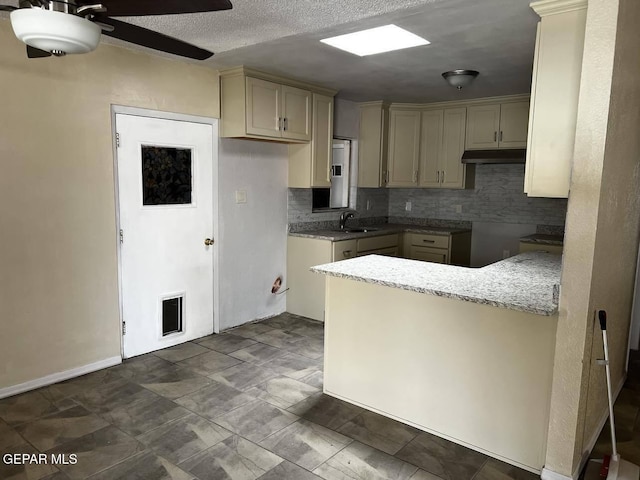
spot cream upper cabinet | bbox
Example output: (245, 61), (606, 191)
(220, 67), (330, 143)
(525, 0), (587, 198)
(418, 110), (443, 188)
(289, 93), (334, 188)
(419, 108), (469, 189)
(281, 85), (312, 141)
(440, 108), (468, 189)
(358, 102), (389, 187)
(466, 102), (529, 150)
(246, 78), (311, 141)
(466, 104), (500, 149)
(499, 102), (530, 148)
(246, 77), (281, 137)
(387, 109), (421, 187)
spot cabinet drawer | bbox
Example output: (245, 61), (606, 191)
(357, 234), (398, 252)
(358, 247), (398, 257)
(410, 246), (448, 264)
(410, 233), (450, 249)
(519, 241), (563, 255)
(332, 239), (358, 261)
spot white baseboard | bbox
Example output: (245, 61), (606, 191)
(542, 373), (627, 480)
(541, 468), (573, 480)
(0, 356), (122, 400)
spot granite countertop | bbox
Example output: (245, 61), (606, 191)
(520, 234), (564, 246)
(311, 252), (561, 316)
(289, 223), (471, 241)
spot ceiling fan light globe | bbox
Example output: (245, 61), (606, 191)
(10, 8), (101, 55)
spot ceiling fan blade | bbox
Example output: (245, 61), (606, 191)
(89, 0), (232, 17)
(26, 45), (53, 58)
(95, 16), (214, 60)
(0, 5), (17, 10)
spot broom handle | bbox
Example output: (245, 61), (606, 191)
(599, 310), (619, 460)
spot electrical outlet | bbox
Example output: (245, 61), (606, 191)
(503, 250), (511, 259)
(367, 199), (372, 211)
(405, 201), (412, 212)
(235, 190), (247, 204)
(455, 204), (463, 214)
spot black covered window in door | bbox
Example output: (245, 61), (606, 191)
(142, 146), (193, 206)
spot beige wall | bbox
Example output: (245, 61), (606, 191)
(544, 0), (640, 476)
(0, 20), (220, 390)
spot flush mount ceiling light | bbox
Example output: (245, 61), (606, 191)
(320, 24), (430, 57)
(442, 69), (480, 89)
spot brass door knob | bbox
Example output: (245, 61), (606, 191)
(204, 238), (215, 246)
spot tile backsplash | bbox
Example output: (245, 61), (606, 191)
(289, 164), (568, 230)
(389, 164), (568, 226)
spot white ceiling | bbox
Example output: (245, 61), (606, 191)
(2, 0), (540, 103)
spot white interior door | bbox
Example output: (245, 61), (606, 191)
(116, 113), (216, 358)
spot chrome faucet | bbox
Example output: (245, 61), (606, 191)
(339, 211), (355, 230)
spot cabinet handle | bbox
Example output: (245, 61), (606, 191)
(441, 171), (445, 183)
(500, 131), (503, 142)
(278, 117), (282, 131)
(344, 250), (352, 257)
(494, 131), (497, 142)
(436, 171), (439, 183)
(423, 239), (436, 243)
(284, 118), (288, 131)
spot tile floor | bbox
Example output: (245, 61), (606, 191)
(4, 313), (635, 480)
(587, 349), (640, 471)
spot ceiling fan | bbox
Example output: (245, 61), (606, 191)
(0, 0), (232, 59)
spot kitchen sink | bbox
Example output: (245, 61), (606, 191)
(335, 228), (379, 233)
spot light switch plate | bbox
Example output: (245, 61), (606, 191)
(405, 201), (412, 212)
(235, 190), (247, 204)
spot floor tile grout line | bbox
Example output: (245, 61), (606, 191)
(469, 456), (490, 480)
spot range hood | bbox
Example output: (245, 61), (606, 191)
(461, 149), (526, 164)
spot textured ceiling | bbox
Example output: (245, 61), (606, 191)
(1, 0), (540, 103)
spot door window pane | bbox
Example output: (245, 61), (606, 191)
(142, 146), (192, 205)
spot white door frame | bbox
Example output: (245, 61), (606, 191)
(110, 105), (220, 358)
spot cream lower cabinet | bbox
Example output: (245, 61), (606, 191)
(465, 101), (529, 150)
(356, 234), (399, 256)
(404, 232), (472, 266)
(358, 102), (390, 187)
(419, 108), (470, 189)
(287, 235), (398, 321)
(519, 241), (563, 255)
(289, 93), (334, 188)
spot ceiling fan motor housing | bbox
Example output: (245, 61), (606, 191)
(10, 8), (101, 54)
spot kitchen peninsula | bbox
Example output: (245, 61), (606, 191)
(312, 252), (561, 474)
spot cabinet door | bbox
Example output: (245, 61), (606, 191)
(358, 104), (389, 187)
(525, 6), (586, 198)
(418, 110), (444, 188)
(311, 94), (334, 187)
(332, 239), (358, 261)
(465, 104), (500, 149)
(387, 110), (420, 187)
(410, 246), (448, 264)
(440, 108), (467, 189)
(499, 101), (529, 148)
(246, 77), (281, 138)
(282, 85), (312, 141)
